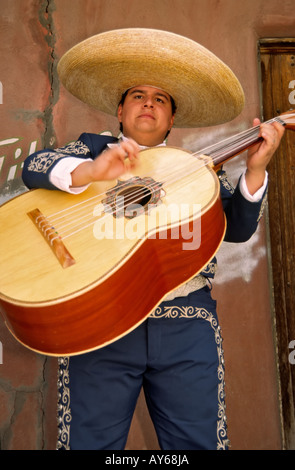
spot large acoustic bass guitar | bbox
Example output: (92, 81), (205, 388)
(0, 111), (294, 356)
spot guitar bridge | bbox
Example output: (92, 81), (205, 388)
(27, 208), (75, 269)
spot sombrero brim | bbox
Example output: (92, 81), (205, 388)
(57, 28), (245, 128)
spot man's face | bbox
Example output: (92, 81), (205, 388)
(117, 86), (175, 146)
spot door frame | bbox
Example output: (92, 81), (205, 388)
(258, 38), (295, 450)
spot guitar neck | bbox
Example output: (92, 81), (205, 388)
(210, 130), (264, 169)
(200, 111), (295, 170)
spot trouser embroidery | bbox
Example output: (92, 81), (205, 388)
(57, 357), (71, 450)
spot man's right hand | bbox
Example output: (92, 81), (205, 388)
(70, 138), (140, 187)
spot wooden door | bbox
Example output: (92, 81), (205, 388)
(259, 38), (295, 450)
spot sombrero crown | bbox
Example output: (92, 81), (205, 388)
(57, 28), (244, 128)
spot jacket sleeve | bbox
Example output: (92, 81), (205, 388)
(22, 133), (118, 190)
(218, 169), (268, 243)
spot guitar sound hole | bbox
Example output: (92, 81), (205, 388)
(102, 177), (162, 219)
(116, 185), (152, 217)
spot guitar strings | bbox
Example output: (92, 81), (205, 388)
(46, 118), (280, 239)
(54, 159), (202, 239)
(47, 148), (204, 228)
(48, 120), (265, 225)
(50, 119), (274, 232)
(47, 123), (264, 237)
(54, 160), (213, 240)
(47, 120), (262, 223)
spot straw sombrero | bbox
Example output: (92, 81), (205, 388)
(57, 28), (245, 128)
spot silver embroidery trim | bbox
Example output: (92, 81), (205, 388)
(27, 152), (65, 174)
(56, 307), (229, 450)
(55, 141), (90, 155)
(56, 357), (71, 450)
(257, 190), (268, 222)
(201, 261), (217, 276)
(27, 140), (90, 174)
(218, 171), (235, 194)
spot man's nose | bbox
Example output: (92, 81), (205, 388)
(144, 98), (154, 108)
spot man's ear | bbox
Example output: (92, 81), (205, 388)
(117, 103), (123, 123)
(169, 113), (175, 131)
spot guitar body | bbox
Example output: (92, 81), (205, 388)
(0, 147), (226, 355)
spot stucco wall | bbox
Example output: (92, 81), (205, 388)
(0, 0), (294, 450)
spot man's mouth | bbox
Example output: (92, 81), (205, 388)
(138, 113), (155, 120)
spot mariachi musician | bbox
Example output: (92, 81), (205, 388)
(22, 29), (284, 450)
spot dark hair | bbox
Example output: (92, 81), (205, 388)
(118, 89), (177, 139)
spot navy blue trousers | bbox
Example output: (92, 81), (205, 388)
(57, 286), (228, 450)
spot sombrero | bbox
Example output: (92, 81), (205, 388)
(57, 28), (245, 128)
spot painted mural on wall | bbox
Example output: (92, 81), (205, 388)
(0, 79), (30, 202)
(0, 135), (37, 202)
